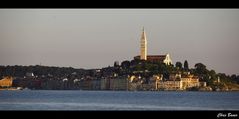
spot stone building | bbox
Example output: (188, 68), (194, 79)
(0, 76), (13, 88)
(134, 27), (172, 65)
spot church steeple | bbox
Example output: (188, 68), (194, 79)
(140, 27), (147, 60)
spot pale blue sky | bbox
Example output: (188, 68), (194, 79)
(0, 9), (239, 75)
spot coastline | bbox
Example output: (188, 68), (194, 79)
(1, 88), (239, 92)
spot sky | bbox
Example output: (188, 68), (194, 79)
(0, 9), (239, 75)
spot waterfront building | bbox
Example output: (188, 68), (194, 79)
(101, 76), (128, 90)
(0, 76), (13, 88)
(156, 73), (206, 90)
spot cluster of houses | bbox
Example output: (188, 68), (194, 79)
(0, 69), (207, 91)
(128, 72), (206, 91)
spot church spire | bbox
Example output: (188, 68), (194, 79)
(140, 27), (147, 60)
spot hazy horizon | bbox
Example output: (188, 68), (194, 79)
(0, 9), (239, 75)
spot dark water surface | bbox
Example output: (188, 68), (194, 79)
(0, 90), (239, 110)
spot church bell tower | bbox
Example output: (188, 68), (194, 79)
(140, 27), (147, 60)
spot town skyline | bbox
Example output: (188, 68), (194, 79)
(0, 9), (239, 75)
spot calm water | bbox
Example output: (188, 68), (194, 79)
(0, 90), (239, 110)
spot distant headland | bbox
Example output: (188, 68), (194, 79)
(1, 28), (239, 91)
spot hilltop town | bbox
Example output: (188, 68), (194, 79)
(1, 28), (239, 91)
(1, 61), (239, 91)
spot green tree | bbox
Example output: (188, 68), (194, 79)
(194, 63), (207, 75)
(231, 74), (237, 80)
(114, 61), (119, 67)
(231, 74), (239, 84)
(236, 75), (239, 84)
(134, 65), (142, 71)
(183, 60), (189, 70)
(209, 70), (217, 80)
(121, 60), (130, 69)
(175, 62), (182, 69)
(130, 59), (140, 66)
(218, 73), (232, 83)
(193, 63), (214, 85)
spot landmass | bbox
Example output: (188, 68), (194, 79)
(1, 60), (239, 91)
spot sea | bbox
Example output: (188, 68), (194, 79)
(0, 90), (239, 110)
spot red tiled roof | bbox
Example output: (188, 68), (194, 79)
(134, 55), (166, 62)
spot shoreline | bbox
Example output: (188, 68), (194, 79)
(1, 88), (239, 92)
